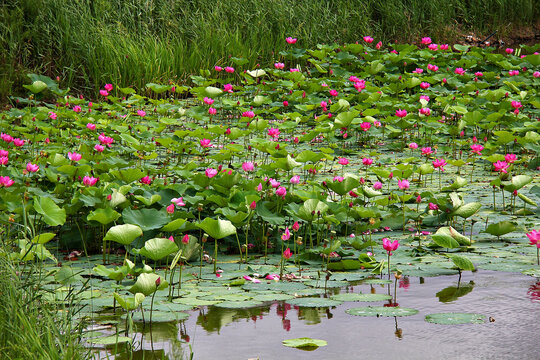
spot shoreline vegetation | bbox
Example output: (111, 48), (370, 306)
(1, 0), (538, 100)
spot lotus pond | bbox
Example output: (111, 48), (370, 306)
(0, 39), (539, 359)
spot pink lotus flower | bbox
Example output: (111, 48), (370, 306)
(428, 44), (438, 50)
(257, 183), (263, 192)
(505, 154), (517, 163)
(82, 176), (98, 186)
(349, 76), (360, 82)
(421, 147), (433, 156)
(268, 128), (280, 139)
(283, 247), (292, 259)
(282, 100), (289, 107)
(398, 179), (410, 190)
(354, 81), (366, 91)
(290, 175), (300, 184)
(205, 168), (218, 178)
(249, 201), (257, 210)
(292, 221), (300, 231)
(242, 111), (255, 118)
(505, 48), (513, 54)
(432, 158), (447, 171)
(1, 133), (13, 143)
(289, 68), (300, 72)
(137, 110), (146, 117)
(419, 107), (431, 116)
(282, 227), (291, 241)
(203, 97), (214, 105)
(382, 237), (399, 256)
(416, 195), (422, 203)
(412, 68), (423, 74)
(534, 71), (540, 78)
(470, 144), (484, 155)
(0, 176), (14, 187)
(440, 44), (449, 50)
(267, 178), (279, 188)
(427, 64), (439, 71)
(94, 144), (105, 152)
(338, 157), (349, 165)
(475, 72), (483, 77)
(171, 197), (185, 207)
(224, 84), (233, 93)
(360, 122), (371, 131)
(276, 186), (287, 198)
(98, 133), (114, 146)
(266, 274), (280, 281)
(320, 101), (327, 109)
(409, 142), (418, 149)
(420, 82), (430, 89)
(48, 111), (57, 120)
(274, 62), (285, 69)
(140, 176), (152, 185)
(182, 234), (190, 244)
(420, 95), (430, 102)
(200, 139), (212, 148)
(454, 67), (465, 75)
(0, 150), (8, 157)
(208, 107), (217, 115)
(225, 66), (234, 73)
(362, 158), (373, 166)
(395, 109), (407, 118)
(87, 123), (96, 130)
(421, 37), (432, 45)
(526, 230), (540, 247)
(373, 181), (383, 190)
(363, 36), (374, 43)
(511, 101), (522, 109)
(333, 176), (344, 183)
(68, 152), (82, 161)
(166, 204), (175, 214)
(329, 89), (338, 97)
(508, 70), (519, 76)
(99, 89), (109, 97)
(0, 156), (7, 165)
(376, 41), (382, 50)
(26, 162), (39, 173)
(242, 161), (254, 172)
(286, 37), (297, 44)
(73, 105), (82, 113)
(214, 66), (222, 72)
(493, 160), (509, 173)
(13, 138), (24, 147)
(104, 83), (113, 91)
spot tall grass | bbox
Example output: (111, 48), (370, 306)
(0, 0), (537, 99)
(0, 257), (87, 359)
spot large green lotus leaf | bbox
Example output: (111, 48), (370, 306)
(122, 208), (169, 231)
(87, 207), (120, 225)
(346, 306), (419, 317)
(90, 335), (132, 345)
(453, 202), (481, 218)
(425, 313), (486, 324)
(449, 254), (475, 271)
(432, 226), (471, 248)
(326, 176), (359, 196)
(146, 83), (171, 94)
(23, 80), (47, 93)
(298, 199), (329, 221)
(133, 194), (161, 206)
(94, 264), (128, 281)
(34, 196), (66, 226)
(138, 238), (178, 261)
(113, 292), (145, 311)
(111, 168), (145, 183)
(213, 300), (265, 309)
(204, 86), (223, 98)
(32, 232), (56, 244)
(109, 189), (127, 208)
(196, 217), (236, 239)
(330, 293), (392, 302)
(286, 297), (343, 308)
(129, 273), (169, 296)
(442, 176), (467, 191)
(283, 338), (327, 349)
(255, 202), (284, 225)
(484, 221), (516, 237)
(103, 224), (142, 245)
(503, 175), (533, 193)
(129, 310), (189, 322)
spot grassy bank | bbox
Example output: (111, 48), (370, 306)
(0, 0), (537, 99)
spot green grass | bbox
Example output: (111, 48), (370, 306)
(0, 257), (87, 360)
(0, 0), (537, 99)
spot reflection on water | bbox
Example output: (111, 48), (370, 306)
(94, 270), (540, 360)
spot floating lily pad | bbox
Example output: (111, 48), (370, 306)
(425, 313), (486, 324)
(174, 297), (221, 306)
(282, 337), (327, 350)
(127, 310), (189, 322)
(346, 306), (419, 317)
(90, 335), (132, 345)
(286, 297), (343, 308)
(331, 293), (392, 302)
(213, 300), (264, 309)
(304, 280), (349, 288)
(251, 293), (296, 302)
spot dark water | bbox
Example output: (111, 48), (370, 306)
(99, 270), (540, 360)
